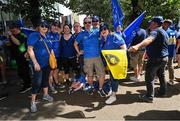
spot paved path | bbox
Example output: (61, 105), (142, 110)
(0, 67), (180, 120)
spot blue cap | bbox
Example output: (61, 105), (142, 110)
(100, 23), (109, 31)
(92, 16), (99, 22)
(151, 16), (164, 25)
(37, 19), (49, 27)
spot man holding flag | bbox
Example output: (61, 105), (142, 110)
(129, 16), (169, 103)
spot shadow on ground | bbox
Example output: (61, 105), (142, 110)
(124, 110), (180, 120)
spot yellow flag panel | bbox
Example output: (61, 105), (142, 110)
(102, 50), (128, 79)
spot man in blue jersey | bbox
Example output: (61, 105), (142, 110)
(129, 16), (169, 103)
(74, 17), (106, 97)
(162, 19), (176, 85)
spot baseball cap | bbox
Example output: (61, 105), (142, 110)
(163, 19), (173, 25)
(151, 16), (164, 25)
(100, 23), (109, 32)
(92, 16), (99, 22)
(37, 19), (49, 28)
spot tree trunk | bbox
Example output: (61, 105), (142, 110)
(28, 0), (41, 28)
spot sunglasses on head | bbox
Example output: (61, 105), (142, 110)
(84, 21), (91, 24)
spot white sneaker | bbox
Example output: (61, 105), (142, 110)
(130, 76), (140, 82)
(43, 94), (54, 102)
(30, 101), (37, 113)
(106, 89), (113, 97)
(50, 87), (58, 94)
(105, 95), (117, 104)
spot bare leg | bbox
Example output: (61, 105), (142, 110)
(99, 76), (105, 89)
(43, 87), (48, 95)
(87, 76), (93, 86)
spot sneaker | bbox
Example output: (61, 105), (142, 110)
(98, 89), (106, 97)
(50, 87), (58, 94)
(56, 83), (65, 89)
(167, 80), (174, 86)
(130, 76), (140, 82)
(139, 94), (153, 103)
(68, 88), (74, 94)
(42, 94), (54, 102)
(19, 86), (31, 93)
(86, 86), (94, 95)
(105, 95), (117, 104)
(0, 93), (8, 101)
(30, 101), (37, 113)
(106, 89), (113, 97)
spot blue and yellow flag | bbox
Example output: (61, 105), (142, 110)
(102, 50), (128, 79)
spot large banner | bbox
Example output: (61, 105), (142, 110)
(102, 50), (128, 79)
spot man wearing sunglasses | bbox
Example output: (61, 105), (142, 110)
(74, 17), (106, 97)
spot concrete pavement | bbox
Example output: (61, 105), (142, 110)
(0, 67), (180, 120)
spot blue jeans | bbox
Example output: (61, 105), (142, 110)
(109, 72), (119, 92)
(145, 57), (168, 98)
(31, 66), (50, 94)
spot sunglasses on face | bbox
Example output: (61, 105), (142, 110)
(40, 25), (48, 28)
(100, 28), (108, 31)
(84, 22), (91, 24)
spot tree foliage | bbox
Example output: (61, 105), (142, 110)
(1, 0), (180, 28)
(65, 0), (180, 28)
(1, 0), (64, 27)
(66, 0), (112, 22)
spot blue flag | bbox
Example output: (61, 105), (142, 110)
(123, 11), (146, 48)
(17, 19), (25, 27)
(21, 27), (35, 36)
(112, 0), (124, 30)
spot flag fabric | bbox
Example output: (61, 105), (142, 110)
(102, 50), (128, 79)
(112, 0), (124, 30)
(17, 19), (25, 27)
(21, 28), (35, 36)
(123, 11), (146, 48)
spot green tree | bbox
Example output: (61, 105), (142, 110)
(1, 0), (64, 27)
(1, 0), (180, 28)
(64, 0), (180, 28)
(67, 0), (112, 22)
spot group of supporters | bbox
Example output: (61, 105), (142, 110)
(0, 15), (180, 113)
